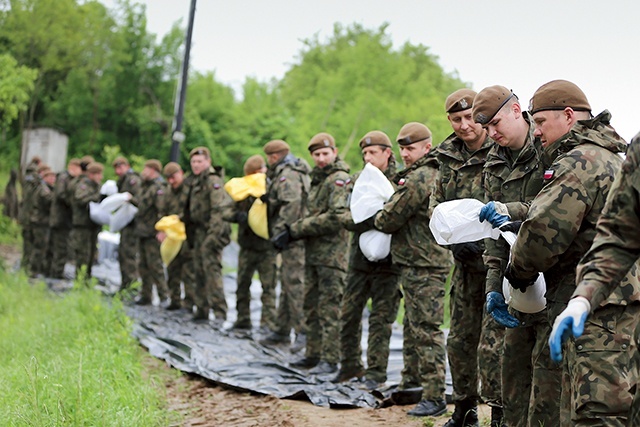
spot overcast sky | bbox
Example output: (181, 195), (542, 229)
(105, 0), (640, 141)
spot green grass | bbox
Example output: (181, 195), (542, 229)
(0, 268), (178, 426)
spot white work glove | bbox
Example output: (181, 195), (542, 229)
(549, 296), (591, 362)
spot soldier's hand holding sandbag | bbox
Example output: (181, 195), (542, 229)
(504, 263), (537, 292)
(485, 291), (520, 328)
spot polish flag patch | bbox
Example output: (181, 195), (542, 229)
(398, 178), (406, 186)
(543, 169), (555, 180)
(335, 179), (345, 187)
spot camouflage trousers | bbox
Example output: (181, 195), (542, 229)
(49, 227), (71, 279)
(629, 317), (640, 427)
(399, 265), (448, 401)
(72, 226), (99, 279)
(21, 226), (33, 273)
(192, 228), (227, 320)
(236, 246), (277, 329)
(303, 264), (346, 364)
(30, 225), (51, 276)
(138, 237), (168, 301)
(561, 302), (640, 426)
(447, 261), (504, 406)
(274, 241), (305, 335)
(340, 267), (400, 382)
(502, 308), (560, 427)
(118, 225), (139, 289)
(166, 244), (195, 306)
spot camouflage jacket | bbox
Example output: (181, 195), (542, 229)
(265, 153), (311, 238)
(117, 169), (142, 229)
(50, 170), (74, 228)
(432, 133), (494, 272)
(71, 175), (102, 228)
(163, 176), (191, 217)
(231, 195), (272, 251)
(188, 165), (233, 247)
(18, 169), (39, 226)
(375, 153), (452, 269)
(510, 110), (629, 303)
(343, 158), (399, 273)
(30, 179), (54, 226)
(131, 177), (167, 238)
(483, 119), (545, 293)
(574, 131), (640, 308)
(289, 157), (350, 271)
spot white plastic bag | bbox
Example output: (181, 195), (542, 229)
(500, 229), (547, 314)
(100, 192), (130, 213)
(110, 203), (138, 233)
(429, 198), (501, 245)
(359, 230), (392, 262)
(350, 163), (394, 223)
(89, 202), (111, 225)
(350, 163), (394, 261)
(100, 180), (118, 196)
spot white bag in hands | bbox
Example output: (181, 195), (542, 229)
(350, 163), (394, 261)
(429, 198), (501, 245)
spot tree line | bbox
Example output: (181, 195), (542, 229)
(0, 0), (467, 178)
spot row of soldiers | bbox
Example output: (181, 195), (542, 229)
(15, 78), (639, 427)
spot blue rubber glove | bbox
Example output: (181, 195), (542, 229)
(549, 297), (590, 362)
(479, 201), (510, 228)
(486, 291), (520, 328)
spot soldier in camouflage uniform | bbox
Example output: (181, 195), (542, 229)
(67, 155), (95, 266)
(49, 158), (81, 279)
(19, 156), (42, 273)
(161, 162), (196, 310)
(274, 133), (350, 375)
(29, 168), (56, 277)
(502, 80), (633, 426)
(472, 86), (548, 427)
(259, 140), (311, 348)
(227, 155), (277, 330)
(187, 147), (233, 324)
(70, 162), (103, 279)
(333, 130), (400, 389)
(549, 131), (640, 427)
(430, 89), (502, 427)
(128, 160), (169, 305)
(373, 122), (452, 417)
(113, 156), (141, 290)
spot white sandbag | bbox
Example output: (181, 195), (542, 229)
(429, 198), (501, 245)
(100, 192), (130, 213)
(500, 229), (547, 314)
(89, 202), (111, 225)
(100, 180), (118, 196)
(359, 229), (392, 262)
(350, 163), (394, 223)
(110, 203), (138, 233)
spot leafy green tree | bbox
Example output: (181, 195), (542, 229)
(0, 53), (37, 127)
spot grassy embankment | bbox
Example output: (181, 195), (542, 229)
(0, 244), (179, 425)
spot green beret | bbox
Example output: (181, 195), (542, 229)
(396, 122), (432, 146)
(445, 88), (477, 113)
(359, 130), (392, 149)
(529, 80), (591, 115)
(308, 132), (336, 153)
(472, 85), (516, 125)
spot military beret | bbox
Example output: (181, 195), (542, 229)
(41, 168), (55, 177)
(163, 161), (182, 177)
(68, 158), (81, 167)
(112, 156), (129, 167)
(308, 132), (336, 153)
(472, 85), (516, 125)
(37, 163), (50, 173)
(189, 146), (210, 159)
(359, 130), (392, 149)
(86, 162), (104, 174)
(30, 155), (42, 164)
(243, 154), (265, 175)
(263, 139), (290, 155)
(529, 80), (591, 115)
(144, 159), (162, 173)
(445, 88), (477, 113)
(396, 122), (432, 146)
(80, 155), (95, 165)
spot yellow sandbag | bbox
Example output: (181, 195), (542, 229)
(224, 173), (266, 202)
(248, 199), (269, 240)
(155, 215), (186, 265)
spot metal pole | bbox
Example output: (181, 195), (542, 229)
(169, 0), (197, 162)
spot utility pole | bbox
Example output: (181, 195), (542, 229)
(169, 0), (197, 162)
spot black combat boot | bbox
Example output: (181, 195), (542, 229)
(443, 398), (479, 427)
(491, 406), (506, 427)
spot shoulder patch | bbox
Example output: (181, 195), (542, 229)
(543, 169), (554, 180)
(157, 189), (164, 195)
(213, 183), (221, 190)
(398, 178), (406, 186)
(80, 184), (86, 190)
(335, 179), (345, 187)
(345, 178), (352, 185)
(279, 176), (287, 182)
(129, 179), (137, 186)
